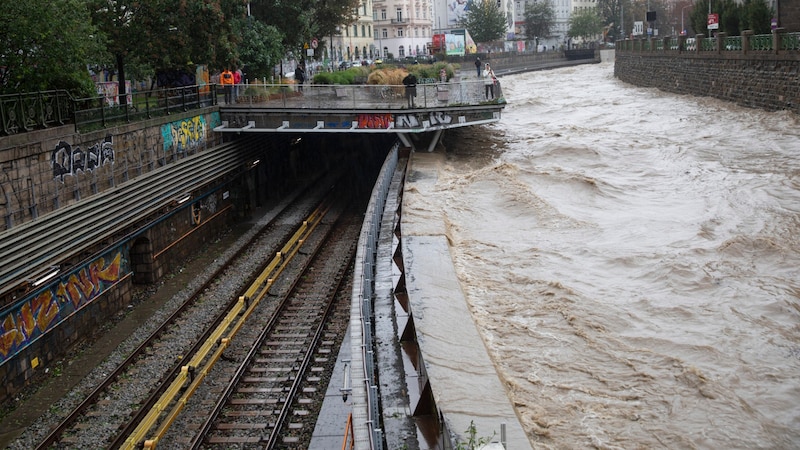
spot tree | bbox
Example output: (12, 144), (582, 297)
(236, 19), (285, 80)
(740, 0), (773, 34)
(690, 0), (740, 35)
(524, 1), (555, 40)
(596, 0), (623, 40)
(568, 9), (604, 42)
(250, 0), (358, 59)
(89, 0), (245, 98)
(0, 0), (102, 95)
(460, 0), (507, 43)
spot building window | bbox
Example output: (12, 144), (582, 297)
(396, 7), (403, 21)
(381, 9), (387, 19)
(354, 24), (358, 36)
(397, 28), (404, 37)
(399, 45), (405, 57)
(362, 24), (366, 36)
(382, 28), (388, 38)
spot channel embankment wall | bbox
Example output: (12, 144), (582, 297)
(0, 111), (250, 404)
(614, 37), (800, 115)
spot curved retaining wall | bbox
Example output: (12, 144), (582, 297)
(614, 39), (800, 115)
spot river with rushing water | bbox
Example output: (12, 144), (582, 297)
(411, 60), (800, 449)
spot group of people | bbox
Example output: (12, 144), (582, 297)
(474, 57), (497, 99)
(221, 56), (496, 107)
(219, 68), (242, 104)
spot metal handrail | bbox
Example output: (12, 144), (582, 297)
(618, 31), (800, 55)
(0, 90), (74, 135)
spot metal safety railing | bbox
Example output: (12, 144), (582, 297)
(223, 79), (504, 110)
(72, 85), (218, 133)
(351, 141), (401, 450)
(618, 30), (800, 55)
(2, 78), (506, 136)
(0, 90), (73, 135)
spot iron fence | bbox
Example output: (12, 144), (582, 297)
(0, 90), (73, 135)
(72, 85), (217, 133)
(618, 31), (800, 55)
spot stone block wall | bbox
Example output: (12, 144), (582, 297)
(614, 50), (800, 115)
(614, 53), (800, 114)
(0, 109), (224, 231)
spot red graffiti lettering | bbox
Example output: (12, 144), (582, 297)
(357, 114), (392, 129)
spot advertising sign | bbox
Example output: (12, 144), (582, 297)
(707, 13), (719, 30)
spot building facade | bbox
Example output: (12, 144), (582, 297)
(372, 0), (436, 58)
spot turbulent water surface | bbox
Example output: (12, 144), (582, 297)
(418, 61), (800, 449)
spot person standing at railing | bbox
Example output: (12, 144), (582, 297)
(403, 72), (417, 108)
(220, 68), (234, 104)
(294, 63), (306, 93)
(233, 68), (242, 101)
(482, 63), (496, 99)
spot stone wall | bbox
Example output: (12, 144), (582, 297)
(614, 38), (800, 115)
(0, 109), (224, 231)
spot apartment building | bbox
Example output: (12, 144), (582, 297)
(332, 0), (378, 62)
(373, 0), (435, 58)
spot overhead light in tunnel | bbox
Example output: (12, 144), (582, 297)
(251, 159), (260, 167)
(290, 137), (302, 145)
(177, 194), (192, 204)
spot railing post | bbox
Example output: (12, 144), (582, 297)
(678, 35), (687, 53)
(742, 30), (753, 54)
(773, 27), (786, 54)
(695, 34), (704, 53)
(716, 32), (727, 53)
(662, 36), (670, 52)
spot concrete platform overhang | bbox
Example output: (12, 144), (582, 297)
(214, 105), (504, 134)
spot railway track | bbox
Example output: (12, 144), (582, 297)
(188, 195), (357, 448)
(33, 175), (346, 449)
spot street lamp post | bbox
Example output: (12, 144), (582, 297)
(681, 4), (692, 35)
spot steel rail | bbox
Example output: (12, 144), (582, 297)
(263, 222), (355, 449)
(190, 199), (355, 448)
(121, 192), (338, 449)
(33, 179), (325, 450)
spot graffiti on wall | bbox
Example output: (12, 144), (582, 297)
(161, 112), (221, 153)
(95, 81), (132, 106)
(52, 135), (115, 181)
(395, 112), (454, 128)
(0, 251), (129, 365)
(357, 113), (393, 129)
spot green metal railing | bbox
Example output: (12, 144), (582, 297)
(618, 31), (800, 54)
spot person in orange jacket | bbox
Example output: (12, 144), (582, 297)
(220, 68), (234, 104)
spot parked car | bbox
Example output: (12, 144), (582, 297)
(338, 61), (352, 70)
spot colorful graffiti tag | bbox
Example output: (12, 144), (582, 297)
(52, 135), (115, 181)
(357, 113), (393, 129)
(161, 112), (221, 153)
(0, 251), (130, 365)
(395, 112), (454, 128)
